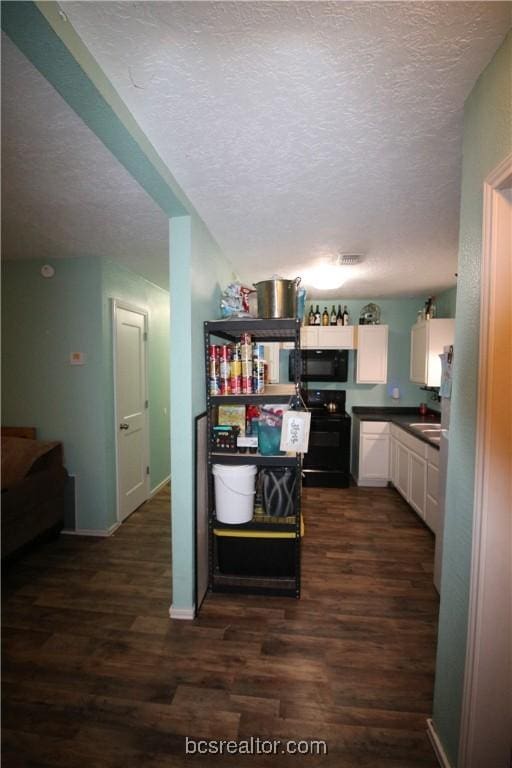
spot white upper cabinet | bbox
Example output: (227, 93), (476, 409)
(300, 326), (354, 349)
(355, 325), (389, 384)
(410, 319), (455, 387)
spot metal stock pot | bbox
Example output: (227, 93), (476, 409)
(253, 277), (301, 319)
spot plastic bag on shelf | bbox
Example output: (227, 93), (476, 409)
(220, 282), (254, 318)
(257, 404), (288, 456)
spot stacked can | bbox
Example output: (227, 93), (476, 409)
(208, 345), (220, 395)
(218, 345), (231, 394)
(230, 343), (242, 394)
(240, 333), (253, 394)
(252, 343), (265, 394)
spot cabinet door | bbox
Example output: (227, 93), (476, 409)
(424, 319), (455, 387)
(409, 451), (427, 518)
(390, 436), (398, 487)
(318, 326), (354, 349)
(359, 434), (390, 485)
(410, 322), (428, 384)
(427, 461), (439, 500)
(396, 442), (410, 500)
(425, 494), (439, 534)
(356, 325), (388, 384)
(300, 326), (318, 348)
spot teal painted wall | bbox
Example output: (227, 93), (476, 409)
(1, 257), (108, 529)
(169, 215), (234, 612)
(288, 296), (457, 412)
(432, 32), (512, 766)
(436, 286), (457, 320)
(1, 256), (171, 531)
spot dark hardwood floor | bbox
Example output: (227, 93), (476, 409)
(2, 483), (439, 767)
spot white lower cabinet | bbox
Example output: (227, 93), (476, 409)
(425, 446), (440, 533)
(354, 420), (390, 487)
(390, 424), (438, 532)
(355, 420), (440, 533)
(409, 451), (427, 519)
(396, 440), (411, 500)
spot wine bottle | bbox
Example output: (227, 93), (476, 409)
(330, 305), (337, 325)
(314, 305), (321, 325)
(342, 305), (350, 325)
(308, 305), (315, 326)
(336, 305), (343, 326)
(321, 307), (329, 326)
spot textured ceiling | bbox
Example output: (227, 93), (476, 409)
(62, 0), (511, 298)
(1, 33), (169, 289)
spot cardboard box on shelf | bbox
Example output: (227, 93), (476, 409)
(218, 405), (246, 436)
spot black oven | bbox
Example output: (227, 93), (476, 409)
(301, 389), (351, 488)
(289, 349), (348, 382)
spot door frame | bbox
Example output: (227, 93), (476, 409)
(112, 298), (150, 524)
(458, 153), (512, 766)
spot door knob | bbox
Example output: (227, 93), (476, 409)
(119, 423), (129, 430)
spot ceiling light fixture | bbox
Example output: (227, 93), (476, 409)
(338, 253), (362, 266)
(306, 253), (363, 290)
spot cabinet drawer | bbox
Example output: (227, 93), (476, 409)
(396, 428), (428, 458)
(390, 423), (401, 439)
(361, 420), (390, 435)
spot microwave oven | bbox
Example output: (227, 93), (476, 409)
(289, 349), (348, 382)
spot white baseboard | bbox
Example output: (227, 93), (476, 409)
(427, 719), (453, 768)
(169, 604), (195, 620)
(61, 521), (121, 537)
(357, 477), (389, 487)
(150, 474), (171, 497)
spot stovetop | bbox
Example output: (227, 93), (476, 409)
(303, 389), (350, 418)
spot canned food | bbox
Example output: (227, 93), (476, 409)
(209, 357), (220, 378)
(252, 360), (265, 393)
(242, 376), (253, 394)
(220, 378), (230, 395)
(241, 360), (253, 377)
(230, 375), (242, 394)
(219, 358), (230, 378)
(230, 359), (241, 377)
(232, 343), (241, 361)
(219, 345), (230, 360)
(209, 377), (220, 396)
(252, 343), (265, 360)
(240, 344), (252, 361)
(208, 345), (219, 359)
(240, 333), (252, 345)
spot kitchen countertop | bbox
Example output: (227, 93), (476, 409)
(352, 406), (441, 449)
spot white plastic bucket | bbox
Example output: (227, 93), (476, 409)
(212, 464), (257, 524)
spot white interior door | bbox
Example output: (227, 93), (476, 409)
(114, 302), (149, 522)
